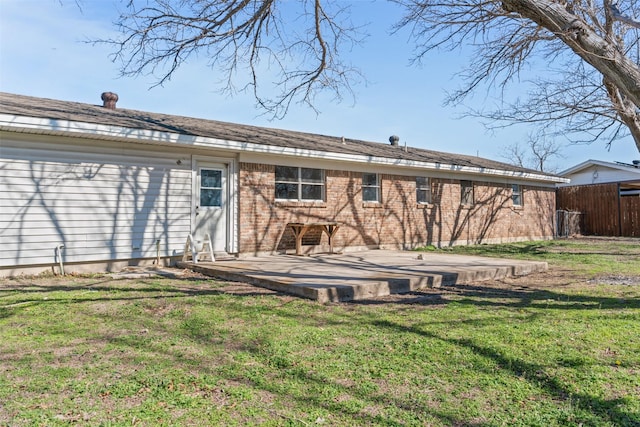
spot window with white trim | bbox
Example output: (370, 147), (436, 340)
(461, 180), (474, 206)
(416, 177), (431, 204)
(362, 173), (380, 202)
(275, 166), (324, 201)
(511, 184), (523, 206)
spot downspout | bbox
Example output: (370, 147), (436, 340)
(55, 244), (65, 276)
(554, 188), (558, 238)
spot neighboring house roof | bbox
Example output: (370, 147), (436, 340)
(559, 159), (640, 189)
(560, 159), (640, 177)
(0, 92), (565, 183)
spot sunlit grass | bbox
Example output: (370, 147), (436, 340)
(418, 238), (640, 276)
(1, 239), (639, 426)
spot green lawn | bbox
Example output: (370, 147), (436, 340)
(1, 238), (639, 426)
(419, 237), (640, 276)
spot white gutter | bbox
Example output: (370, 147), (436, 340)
(0, 113), (569, 184)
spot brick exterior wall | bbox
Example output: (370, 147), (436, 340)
(239, 163), (555, 254)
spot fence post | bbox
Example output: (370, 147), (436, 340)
(617, 183), (623, 237)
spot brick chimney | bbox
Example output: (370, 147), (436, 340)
(101, 92), (118, 109)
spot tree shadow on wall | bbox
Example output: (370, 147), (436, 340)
(247, 170), (554, 254)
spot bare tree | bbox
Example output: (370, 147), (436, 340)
(395, 0), (640, 153)
(472, 62), (629, 150)
(103, 1), (640, 153)
(102, 0), (364, 118)
(501, 134), (564, 173)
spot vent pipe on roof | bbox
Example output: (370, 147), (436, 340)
(389, 135), (399, 146)
(101, 92), (118, 109)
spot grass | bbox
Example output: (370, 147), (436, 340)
(418, 237), (640, 276)
(1, 238), (639, 426)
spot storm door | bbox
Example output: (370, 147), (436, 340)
(194, 164), (228, 253)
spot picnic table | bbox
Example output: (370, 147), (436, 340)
(287, 222), (340, 256)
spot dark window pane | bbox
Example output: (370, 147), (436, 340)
(417, 177), (431, 204)
(511, 184), (522, 206)
(363, 187), (379, 202)
(362, 173), (378, 186)
(417, 189), (429, 204)
(200, 189), (221, 207)
(301, 184), (323, 200)
(201, 169), (221, 188)
(462, 190), (472, 205)
(276, 183), (298, 199)
(301, 168), (323, 183)
(461, 181), (473, 205)
(275, 166), (298, 181)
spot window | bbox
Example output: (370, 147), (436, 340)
(362, 173), (380, 202)
(275, 166), (324, 201)
(461, 180), (474, 206)
(511, 184), (523, 206)
(416, 177), (431, 204)
(200, 169), (222, 207)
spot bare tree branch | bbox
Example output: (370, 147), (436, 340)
(395, 0), (640, 153)
(609, 1), (640, 29)
(96, 0), (365, 119)
(500, 133), (564, 172)
(95, 1), (640, 154)
(466, 61), (629, 146)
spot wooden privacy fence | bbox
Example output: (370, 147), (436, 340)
(622, 196), (640, 237)
(556, 183), (640, 237)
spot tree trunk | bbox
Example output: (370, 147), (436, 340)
(502, 0), (640, 152)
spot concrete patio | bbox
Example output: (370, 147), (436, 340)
(176, 250), (548, 303)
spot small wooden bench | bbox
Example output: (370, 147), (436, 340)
(287, 222), (341, 256)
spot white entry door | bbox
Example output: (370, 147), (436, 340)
(194, 163), (228, 253)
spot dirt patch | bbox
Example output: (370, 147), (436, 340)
(355, 264), (640, 305)
(0, 267), (280, 297)
(2, 237), (638, 303)
(2, 264), (637, 305)
(587, 275), (640, 286)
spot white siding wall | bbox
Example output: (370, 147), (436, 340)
(562, 165), (640, 186)
(1, 140), (192, 267)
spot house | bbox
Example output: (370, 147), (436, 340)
(0, 92), (566, 276)
(557, 159), (640, 237)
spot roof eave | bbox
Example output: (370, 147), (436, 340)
(0, 114), (568, 184)
(560, 159), (640, 176)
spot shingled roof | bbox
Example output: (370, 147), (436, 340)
(0, 92), (556, 179)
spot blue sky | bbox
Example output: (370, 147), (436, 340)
(1, 0), (639, 171)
